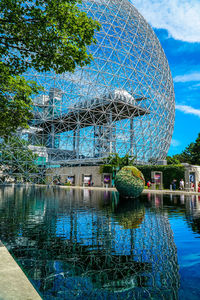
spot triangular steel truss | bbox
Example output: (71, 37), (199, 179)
(0, 0), (175, 184)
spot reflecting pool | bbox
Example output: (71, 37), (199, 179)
(0, 187), (200, 299)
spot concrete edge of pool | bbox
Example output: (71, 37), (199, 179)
(0, 241), (42, 300)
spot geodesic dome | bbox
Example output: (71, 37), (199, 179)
(0, 0), (175, 183)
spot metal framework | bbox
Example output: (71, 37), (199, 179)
(0, 0), (175, 183)
(0, 188), (180, 298)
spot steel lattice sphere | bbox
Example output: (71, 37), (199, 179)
(24, 0), (175, 167)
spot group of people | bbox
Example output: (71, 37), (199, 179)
(88, 180), (94, 187)
(177, 179), (200, 192)
(173, 179), (191, 191)
(147, 178), (200, 192)
(147, 180), (151, 188)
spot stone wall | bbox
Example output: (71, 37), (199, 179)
(184, 165), (200, 191)
(46, 166), (112, 187)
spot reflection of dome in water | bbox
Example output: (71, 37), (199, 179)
(88, 195), (180, 297)
(0, 188), (180, 299)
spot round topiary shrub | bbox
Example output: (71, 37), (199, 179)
(115, 166), (145, 198)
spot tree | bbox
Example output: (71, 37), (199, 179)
(0, 63), (40, 137)
(0, 0), (100, 75)
(179, 133), (200, 165)
(169, 133), (200, 165)
(166, 156), (180, 165)
(0, 0), (100, 136)
(190, 133), (200, 165)
(0, 136), (39, 182)
(100, 153), (135, 174)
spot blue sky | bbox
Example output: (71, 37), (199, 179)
(132, 0), (200, 156)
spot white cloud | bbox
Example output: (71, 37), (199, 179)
(132, 0), (200, 42)
(176, 105), (200, 117)
(188, 83), (200, 90)
(174, 73), (200, 82)
(171, 139), (180, 147)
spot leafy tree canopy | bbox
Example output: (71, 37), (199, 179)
(168, 133), (200, 165)
(0, 63), (41, 137)
(0, 0), (100, 136)
(0, 0), (100, 75)
(100, 153), (135, 174)
(166, 155), (181, 165)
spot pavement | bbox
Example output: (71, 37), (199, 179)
(142, 188), (200, 195)
(0, 242), (41, 300)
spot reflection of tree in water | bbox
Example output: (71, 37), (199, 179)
(159, 193), (200, 235)
(110, 194), (145, 229)
(0, 187), (179, 299)
(181, 195), (200, 235)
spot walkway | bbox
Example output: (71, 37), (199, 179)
(0, 241), (41, 300)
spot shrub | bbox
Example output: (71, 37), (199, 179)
(136, 165), (185, 189)
(115, 166), (145, 198)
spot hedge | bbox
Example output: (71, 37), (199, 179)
(99, 164), (113, 174)
(136, 165), (185, 189)
(100, 164), (185, 189)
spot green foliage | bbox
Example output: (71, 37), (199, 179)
(122, 166), (145, 181)
(0, 64), (41, 137)
(0, 0), (100, 136)
(178, 133), (200, 165)
(168, 133), (200, 166)
(99, 164), (113, 174)
(0, 0), (100, 75)
(0, 136), (39, 182)
(100, 153), (135, 174)
(136, 165), (185, 189)
(166, 155), (180, 165)
(115, 166), (144, 198)
(120, 154), (135, 168)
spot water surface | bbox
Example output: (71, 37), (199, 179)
(0, 187), (200, 299)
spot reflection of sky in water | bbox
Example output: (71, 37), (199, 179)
(0, 188), (200, 299)
(166, 194), (200, 300)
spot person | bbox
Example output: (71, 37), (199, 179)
(147, 180), (151, 188)
(172, 179), (176, 191)
(198, 182), (200, 193)
(112, 178), (115, 187)
(88, 180), (91, 187)
(191, 181), (194, 191)
(179, 179), (184, 190)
